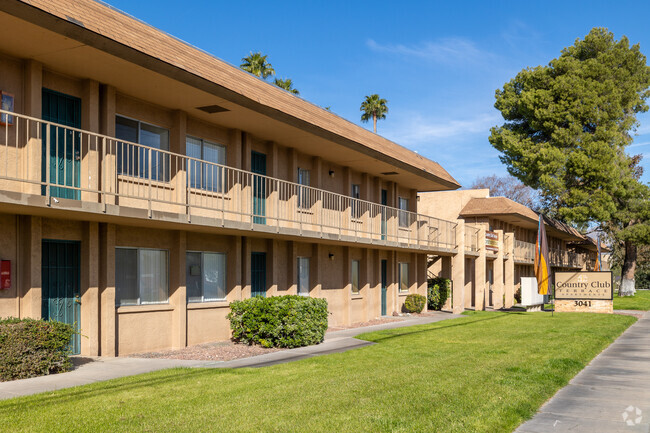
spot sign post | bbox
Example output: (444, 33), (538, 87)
(554, 271), (613, 314)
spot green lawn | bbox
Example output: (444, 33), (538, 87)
(0, 312), (635, 433)
(614, 289), (650, 310)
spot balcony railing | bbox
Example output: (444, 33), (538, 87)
(0, 109), (456, 251)
(549, 248), (585, 269)
(464, 225), (480, 252)
(514, 240), (535, 263)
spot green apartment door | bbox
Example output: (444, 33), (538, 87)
(42, 240), (81, 355)
(251, 151), (266, 224)
(381, 259), (388, 316)
(41, 89), (82, 200)
(251, 252), (267, 297)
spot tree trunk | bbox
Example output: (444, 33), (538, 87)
(373, 113), (377, 133)
(619, 240), (637, 297)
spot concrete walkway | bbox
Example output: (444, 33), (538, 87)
(516, 311), (650, 433)
(0, 312), (461, 400)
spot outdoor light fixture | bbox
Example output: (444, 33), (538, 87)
(329, 253), (335, 260)
(329, 170), (335, 178)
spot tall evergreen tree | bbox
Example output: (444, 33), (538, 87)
(489, 28), (650, 295)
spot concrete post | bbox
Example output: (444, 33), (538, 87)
(23, 60), (42, 195)
(170, 230), (187, 350)
(311, 243), (322, 298)
(475, 225), (487, 310)
(504, 233), (515, 308)
(451, 221), (465, 314)
(18, 215), (42, 319)
(81, 222), (100, 356)
(99, 223), (116, 356)
(493, 229), (505, 309)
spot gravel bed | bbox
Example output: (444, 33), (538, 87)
(129, 341), (281, 362)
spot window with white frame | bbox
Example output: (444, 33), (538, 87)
(186, 136), (226, 192)
(115, 115), (170, 182)
(297, 257), (310, 295)
(116, 248), (168, 305)
(351, 259), (360, 294)
(297, 168), (311, 209)
(186, 251), (226, 302)
(399, 262), (409, 292)
(398, 197), (410, 228)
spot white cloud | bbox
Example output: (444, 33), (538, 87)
(383, 112), (502, 146)
(366, 38), (495, 65)
(629, 141), (650, 148)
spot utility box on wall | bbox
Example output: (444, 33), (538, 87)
(1, 260), (10, 289)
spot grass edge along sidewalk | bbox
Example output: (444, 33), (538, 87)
(0, 311), (636, 433)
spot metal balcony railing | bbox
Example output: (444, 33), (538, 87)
(0, 109), (457, 251)
(464, 225), (480, 252)
(514, 240), (535, 262)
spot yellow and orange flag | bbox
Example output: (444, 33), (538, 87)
(534, 214), (550, 295)
(593, 235), (602, 271)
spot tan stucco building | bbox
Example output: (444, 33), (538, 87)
(419, 189), (607, 313)
(0, 0), (463, 356)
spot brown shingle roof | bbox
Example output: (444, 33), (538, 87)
(15, 0), (460, 189)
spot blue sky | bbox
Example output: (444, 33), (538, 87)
(107, 0), (650, 186)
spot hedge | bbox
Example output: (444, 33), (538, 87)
(0, 318), (75, 381)
(428, 277), (451, 310)
(227, 295), (328, 348)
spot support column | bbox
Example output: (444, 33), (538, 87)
(228, 129), (242, 169)
(475, 225), (487, 310)
(170, 111), (187, 208)
(311, 243), (322, 298)
(99, 223), (116, 356)
(99, 84), (116, 205)
(504, 233), (515, 308)
(81, 222), (100, 356)
(18, 215), (41, 319)
(268, 239), (279, 294)
(361, 248), (371, 321)
(451, 221), (465, 314)
(23, 60), (42, 194)
(241, 236), (251, 298)
(493, 229), (505, 309)
(81, 80), (100, 202)
(228, 236), (243, 302)
(170, 231), (187, 350)
(343, 246), (351, 324)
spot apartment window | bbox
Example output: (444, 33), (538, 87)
(351, 184), (361, 219)
(399, 262), (409, 292)
(297, 257), (310, 296)
(398, 197), (410, 228)
(186, 136), (226, 192)
(116, 248), (168, 305)
(115, 115), (170, 182)
(186, 252), (226, 302)
(297, 168), (311, 209)
(351, 260), (360, 294)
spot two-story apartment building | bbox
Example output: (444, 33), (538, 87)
(419, 189), (606, 312)
(0, 0), (461, 356)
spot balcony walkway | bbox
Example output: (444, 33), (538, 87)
(0, 110), (457, 254)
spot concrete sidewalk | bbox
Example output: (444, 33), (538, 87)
(0, 312), (461, 400)
(516, 311), (650, 433)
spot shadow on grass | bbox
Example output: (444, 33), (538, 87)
(0, 368), (222, 412)
(358, 312), (512, 343)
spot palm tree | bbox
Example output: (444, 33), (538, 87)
(360, 94), (388, 133)
(240, 52), (275, 79)
(274, 78), (299, 95)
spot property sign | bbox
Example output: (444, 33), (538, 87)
(485, 231), (499, 253)
(555, 271), (613, 300)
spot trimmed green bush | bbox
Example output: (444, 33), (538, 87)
(514, 288), (522, 304)
(0, 318), (75, 381)
(227, 295), (328, 348)
(404, 294), (426, 313)
(427, 277), (451, 310)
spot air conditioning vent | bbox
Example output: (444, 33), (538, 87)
(196, 105), (229, 114)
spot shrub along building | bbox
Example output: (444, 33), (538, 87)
(419, 189), (608, 312)
(0, 0), (462, 356)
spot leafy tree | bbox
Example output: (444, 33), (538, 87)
(360, 94), (388, 133)
(240, 52), (275, 79)
(471, 174), (540, 209)
(273, 78), (299, 95)
(489, 28), (650, 295)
